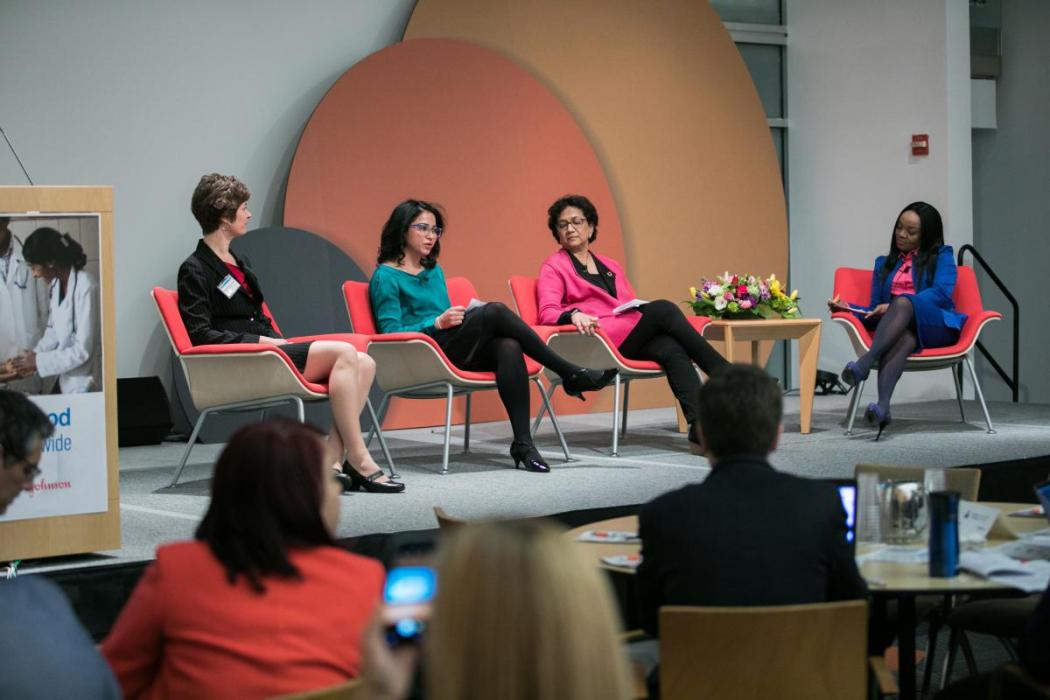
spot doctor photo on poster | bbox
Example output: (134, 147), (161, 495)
(2, 227), (101, 393)
(0, 217), (48, 394)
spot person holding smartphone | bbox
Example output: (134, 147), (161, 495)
(356, 521), (633, 700)
(827, 202), (965, 439)
(102, 419), (385, 699)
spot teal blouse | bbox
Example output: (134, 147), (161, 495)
(369, 263), (451, 335)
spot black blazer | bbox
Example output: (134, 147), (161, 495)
(636, 456), (868, 635)
(177, 239), (279, 345)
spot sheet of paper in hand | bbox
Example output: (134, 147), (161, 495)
(612, 298), (648, 314)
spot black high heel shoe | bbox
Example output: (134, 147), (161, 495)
(562, 368), (618, 400)
(342, 461), (405, 493)
(509, 441), (550, 473)
(864, 403), (891, 441)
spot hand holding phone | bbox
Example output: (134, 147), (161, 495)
(382, 566), (437, 647)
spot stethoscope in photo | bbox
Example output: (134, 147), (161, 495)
(44, 268), (80, 337)
(1, 236), (30, 290)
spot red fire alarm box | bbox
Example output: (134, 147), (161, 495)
(911, 134), (929, 156)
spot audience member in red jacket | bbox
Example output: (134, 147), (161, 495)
(101, 419), (384, 700)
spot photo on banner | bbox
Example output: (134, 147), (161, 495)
(0, 213), (108, 523)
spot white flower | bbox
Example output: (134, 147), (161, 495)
(714, 296), (728, 311)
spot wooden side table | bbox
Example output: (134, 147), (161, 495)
(702, 318), (823, 433)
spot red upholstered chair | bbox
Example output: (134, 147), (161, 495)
(508, 276), (710, 456)
(152, 287), (394, 486)
(830, 265), (1001, 435)
(342, 277), (571, 474)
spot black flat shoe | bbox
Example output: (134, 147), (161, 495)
(343, 461), (405, 493)
(562, 368), (618, 400)
(509, 441), (550, 473)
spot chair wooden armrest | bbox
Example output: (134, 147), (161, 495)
(868, 655), (898, 697)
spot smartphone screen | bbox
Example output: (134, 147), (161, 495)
(382, 566), (437, 646)
(1035, 480), (1050, 523)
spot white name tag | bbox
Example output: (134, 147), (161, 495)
(217, 274), (241, 299)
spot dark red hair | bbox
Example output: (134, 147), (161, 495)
(196, 419), (333, 593)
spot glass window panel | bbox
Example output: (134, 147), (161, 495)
(709, 0), (782, 25)
(737, 43), (783, 118)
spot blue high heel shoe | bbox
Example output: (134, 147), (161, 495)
(864, 403), (891, 441)
(840, 360), (869, 388)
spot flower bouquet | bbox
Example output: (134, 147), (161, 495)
(686, 273), (801, 320)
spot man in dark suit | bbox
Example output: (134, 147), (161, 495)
(637, 364), (868, 636)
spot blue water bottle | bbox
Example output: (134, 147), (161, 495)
(928, 490), (960, 578)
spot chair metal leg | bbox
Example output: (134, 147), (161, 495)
(620, 379), (630, 438)
(611, 373), (622, 457)
(964, 355), (996, 434)
(441, 383), (454, 475)
(952, 363), (967, 423)
(534, 377), (572, 462)
(922, 595), (951, 696)
(463, 393), (471, 452)
(292, 396), (305, 422)
(170, 407), (211, 488)
(366, 394), (391, 447)
(845, 379), (866, 436)
(365, 398), (397, 478)
(531, 379), (556, 438)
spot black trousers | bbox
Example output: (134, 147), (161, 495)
(618, 300), (729, 424)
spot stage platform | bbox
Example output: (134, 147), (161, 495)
(16, 394), (1050, 578)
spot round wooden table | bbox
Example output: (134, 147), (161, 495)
(567, 502), (1046, 700)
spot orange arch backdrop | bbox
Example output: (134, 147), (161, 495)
(406, 0), (788, 417)
(285, 38), (628, 429)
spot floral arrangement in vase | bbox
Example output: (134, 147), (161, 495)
(686, 272), (801, 319)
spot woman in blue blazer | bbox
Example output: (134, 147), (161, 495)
(828, 202), (966, 438)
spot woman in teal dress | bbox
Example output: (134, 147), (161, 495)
(369, 200), (616, 473)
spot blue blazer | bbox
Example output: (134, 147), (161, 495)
(853, 244), (966, 349)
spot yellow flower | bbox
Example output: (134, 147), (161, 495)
(769, 278), (782, 295)
(790, 289), (798, 301)
(689, 286), (698, 299)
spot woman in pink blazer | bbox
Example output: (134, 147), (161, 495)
(538, 195), (728, 451)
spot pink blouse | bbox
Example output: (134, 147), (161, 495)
(890, 251), (916, 297)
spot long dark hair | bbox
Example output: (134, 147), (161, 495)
(195, 419), (334, 593)
(22, 227), (88, 271)
(880, 202), (944, 288)
(376, 199), (444, 269)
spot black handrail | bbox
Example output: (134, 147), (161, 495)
(957, 244), (1019, 402)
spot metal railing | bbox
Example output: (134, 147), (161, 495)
(957, 244), (1019, 402)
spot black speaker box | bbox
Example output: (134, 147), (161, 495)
(117, 376), (173, 447)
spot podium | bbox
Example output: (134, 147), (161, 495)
(0, 186), (120, 560)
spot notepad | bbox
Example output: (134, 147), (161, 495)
(612, 299), (648, 314)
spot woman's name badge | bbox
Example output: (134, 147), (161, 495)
(217, 274), (241, 299)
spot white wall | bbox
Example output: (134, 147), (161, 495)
(972, 0), (1050, 404)
(786, 0), (972, 401)
(0, 0), (414, 381)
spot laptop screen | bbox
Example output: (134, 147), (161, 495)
(1035, 480), (1050, 524)
(824, 478), (857, 545)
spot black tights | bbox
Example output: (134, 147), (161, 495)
(618, 300), (729, 424)
(473, 303), (580, 444)
(854, 296), (917, 414)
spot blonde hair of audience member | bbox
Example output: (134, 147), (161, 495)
(425, 521), (632, 700)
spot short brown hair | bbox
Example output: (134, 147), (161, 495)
(191, 173), (250, 234)
(698, 363), (782, 458)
